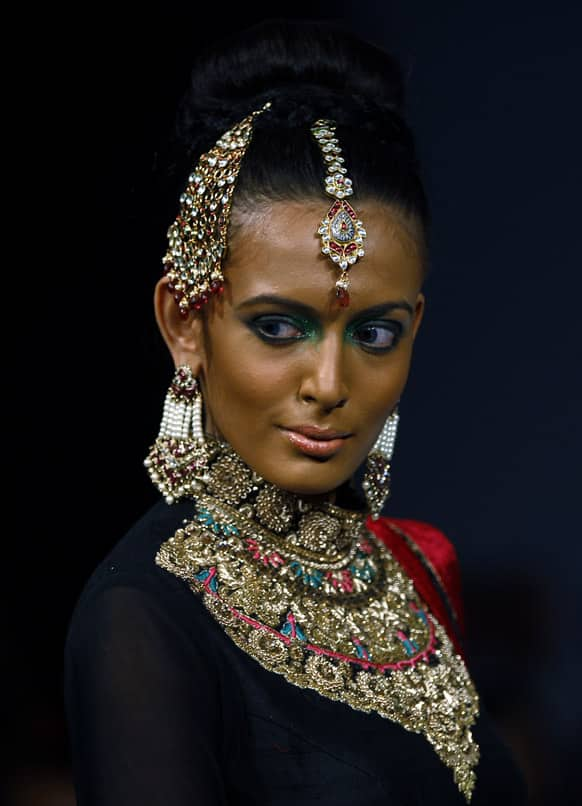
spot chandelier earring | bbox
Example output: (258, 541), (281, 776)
(362, 405), (400, 520)
(144, 365), (209, 503)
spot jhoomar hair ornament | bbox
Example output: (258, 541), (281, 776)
(163, 104), (367, 315)
(162, 101), (272, 318)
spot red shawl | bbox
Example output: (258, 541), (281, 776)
(367, 516), (466, 658)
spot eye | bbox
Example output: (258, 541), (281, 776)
(252, 315), (306, 342)
(352, 321), (402, 352)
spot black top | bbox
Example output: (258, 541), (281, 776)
(64, 497), (529, 805)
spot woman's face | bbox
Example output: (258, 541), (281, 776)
(160, 199), (425, 497)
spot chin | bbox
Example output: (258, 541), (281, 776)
(264, 459), (352, 498)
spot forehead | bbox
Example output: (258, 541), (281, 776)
(225, 200), (424, 309)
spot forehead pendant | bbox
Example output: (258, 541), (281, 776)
(311, 119), (367, 307)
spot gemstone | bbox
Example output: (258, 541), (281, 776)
(331, 210), (356, 242)
(336, 286), (350, 307)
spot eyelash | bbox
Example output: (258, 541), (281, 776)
(252, 316), (309, 343)
(250, 315), (402, 353)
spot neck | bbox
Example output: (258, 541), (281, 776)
(194, 435), (368, 562)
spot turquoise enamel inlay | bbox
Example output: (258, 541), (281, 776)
(289, 561), (324, 588)
(349, 558), (375, 582)
(352, 636), (371, 660)
(280, 612), (307, 641)
(194, 568), (219, 593)
(196, 508), (239, 538)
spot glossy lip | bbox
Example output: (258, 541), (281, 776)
(278, 425), (352, 458)
(283, 424), (352, 440)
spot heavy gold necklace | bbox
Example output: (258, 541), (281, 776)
(156, 437), (480, 801)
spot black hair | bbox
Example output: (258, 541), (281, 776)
(165, 17), (430, 271)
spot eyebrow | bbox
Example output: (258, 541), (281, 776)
(236, 294), (414, 320)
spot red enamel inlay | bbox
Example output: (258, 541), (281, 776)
(194, 572), (439, 673)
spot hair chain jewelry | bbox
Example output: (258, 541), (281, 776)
(311, 119), (367, 307)
(163, 101), (272, 318)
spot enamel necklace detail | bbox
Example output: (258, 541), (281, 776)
(154, 436), (480, 801)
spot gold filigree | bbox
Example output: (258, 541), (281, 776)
(295, 509), (344, 553)
(255, 485), (295, 533)
(156, 504), (480, 800)
(204, 452), (255, 505)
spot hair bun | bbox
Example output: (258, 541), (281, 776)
(175, 18), (407, 154)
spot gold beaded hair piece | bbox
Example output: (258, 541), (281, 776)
(310, 119), (367, 307)
(162, 101), (272, 318)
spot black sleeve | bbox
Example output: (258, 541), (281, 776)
(64, 578), (229, 805)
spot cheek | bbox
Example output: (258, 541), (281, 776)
(202, 331), (298, 428)
(351, 345), (413, 429)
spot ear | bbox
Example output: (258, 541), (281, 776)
(153, 276), (205, 372)
(411, 291), (425, 341)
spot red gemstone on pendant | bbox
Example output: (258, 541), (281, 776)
(336, 287), (350, 307)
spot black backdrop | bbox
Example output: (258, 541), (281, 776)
(12, 3), (580, 804)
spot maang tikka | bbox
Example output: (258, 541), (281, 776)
(310, 119), (367, 307)
(362, 406), (400, 519)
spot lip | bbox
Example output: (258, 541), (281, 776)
(283, 425), (352, 440)
(279, 425), (352, 458)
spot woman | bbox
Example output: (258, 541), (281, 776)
(64, 18), (529, 805)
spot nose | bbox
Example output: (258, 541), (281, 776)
(298, 333), (348, 412)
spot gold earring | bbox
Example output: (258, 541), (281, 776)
(144, 365), (209, 503)
(362, 406), (400, 519)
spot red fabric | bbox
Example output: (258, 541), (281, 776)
(366, 516), (466, 658)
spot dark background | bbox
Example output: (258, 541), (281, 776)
(12, 2), (580, 804)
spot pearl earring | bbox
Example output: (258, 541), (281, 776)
(144, 365), (209, 503)
(362, 406), (400, 520)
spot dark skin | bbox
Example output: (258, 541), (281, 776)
(154, 199), (425, 499)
